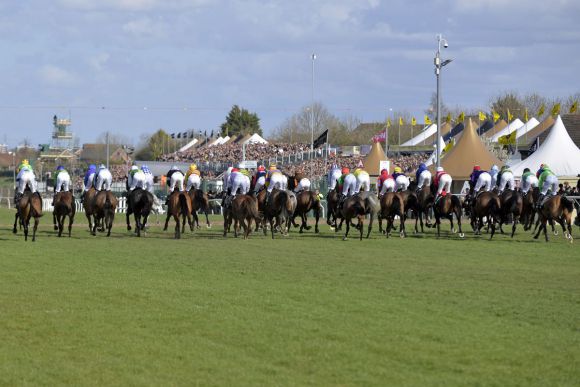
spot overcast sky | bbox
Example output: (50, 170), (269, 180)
(0, 0), (579, 146)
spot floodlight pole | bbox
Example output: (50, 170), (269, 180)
(310, 52), (316, 177)
(435, 34), (450, 168)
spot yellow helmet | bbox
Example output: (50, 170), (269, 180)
(269, 164), (277, 170)
(22, 159), (29, 165)
(189, 163), (197, 171)
(394, 166), (402, 173)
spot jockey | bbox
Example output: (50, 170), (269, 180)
(54, 165), (71, 193)
(266, 164), (286, 201)
(84, 164), (97, 192)
(434, 166), (452, 202)
(489, 165), (499, 188)
(536, 163), (545, 178)
(497, 165), (515, 194)
(228, 164), (247, 196)
(185, 163), (202, 191)
(128, 165), (146, 191)
(470, 165), (492, 194)
(253, 165), (267, 193)
(240, 168), (251, 194)
(537, 164), (558, 208)
(293, 170), (311, 193)
(353, 167), (370, 193)
(415, 163), (431, 192)
(222, 166), (233, 195)
(142, 165), (155, 193)
(377, 168), (395, 196)
(166, 165), (185, 194)
(392, 166), (409, 192)
(15, 159), (38, 200)
(327, 163), (342, 192)
(338, 167), (357, 208)
(520, 167), (539, 194)
(95, 164), (113, 191)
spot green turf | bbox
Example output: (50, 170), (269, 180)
(0, 208), (578, 386)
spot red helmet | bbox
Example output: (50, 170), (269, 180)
(258, 165), (265, 171)
(232, 167), (239, 173)
(380, 169), (388, 175)
(473, 165), (481, 171)
(341, 167), (350, 175)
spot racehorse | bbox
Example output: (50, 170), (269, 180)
(326, 189), (340, 228)
(471, 191), (501, 239)
(379, 192), (406, 238)
(83, 187), (98, 232)
(263, 189), (292, 239)
(126, 188), (154, 237)
(13, 190), (43, 241)
(229, 194), (261, 239)
(522, 188), (539, 231)
(291, 191), (322, 234)
(188, 188), (211, 229)
(408, 183), (434, 232)
(533, 195), (574, 243)
(498, 189), (524, 238)
(335, 194), (366, 241)
(163, 191), (193, 239)
(92, 190), (118, 237)
(432, 194), (464, 238)
(358, 191), (380, 238)
(52, 191), (75, 237)
(397, 189), (421, 234)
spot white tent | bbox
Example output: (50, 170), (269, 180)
(511, 115), (580, 177)
(178, 138), (198, 152)
(214, 136), (230, 145)
(208, 136), (223, 147)
(401, 124), (436, 146)
(490, 118), (524, 142)
(515, 117), (540, 139)
(424, 136), (445, 166)
(242, 133), (268, 145)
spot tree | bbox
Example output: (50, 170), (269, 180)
(490, 91), (526, 121)
(134, 129), (174, 160)
(220, 105), (262, 137)
(95, 132), (132, 147)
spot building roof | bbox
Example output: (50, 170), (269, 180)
(521, 116), (555, 145)
(483, 120), (507, 138)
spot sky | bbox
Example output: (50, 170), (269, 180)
(0, 0), (579, 147)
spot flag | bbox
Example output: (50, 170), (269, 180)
(445, 113), (451, 123)
(537, 104), (545, 117)
(177, 133), (181, 138)
(171, 133), (175, 139)
(204, 130), (208, 137)
(457, 112), (465, 122)
(570, 101), (578, 114)
(524, 109), (529, 122)
(386, 118), (392, 128)
(442, 139), (454, 155)
(507, 109), (514, 122)
(313, 129), (328, 149)
(498, 130), (517, 145)
(211, 130), (214, 138)
(492, 111), (500, 122)
(399, 117), (404, 126)
(528, 137), (540, 155)
(424, 115), (432, 125)
(183, 132), (188, 138)
(372, 131), (386, 143)
(189, 131), (194, 138)
(478, 111), (487, 121)
(550, 103), (560, 116)
(411, 117), (417, 126)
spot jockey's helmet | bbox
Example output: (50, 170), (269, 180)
(501, 165), (509, 171)
(142, 165), (149, 173)
(171, 165), (179, 171)
(491, 165), (499, 172)
(419, 163), (426, 169)
(258, 165), (265, 172)
(341, 167), (350, 175)
(269, 164), (277, 170)
(523, 168), (530, 173)
(436, 167), (444, 172)
(57, 165), (65, 171)
(380, 169), (388, 175)
(131, 165), (138, 171)
(89, 164), (96, 170)
(394, 166), (402, 173)
(473, 165), (480, 171)
(22, 159), (29, 165)
(331, 164), (339, 170)
(99, 164), (106, 169)
(190, 163), (197, 170)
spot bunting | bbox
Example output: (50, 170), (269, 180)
(551, 103), (560, 116)
(478, 111), (487, 121)
(424, 115), (432, 125)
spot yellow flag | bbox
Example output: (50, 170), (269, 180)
(386, 118), (392, 128)
(570, 101), (578, 114)
(411, 117), (417, 126)
(550, 103), (560, 116)
(399, 117), (404, 126)
(492, 111), (500, 122)
(478, 111), (487, 121)
(442, 139), (454, 155)
(445, 113), (451, 123)
(498, 130), (517, 145)
(424, 115), (432, 125)
(507, 109), (514, 122)
(457, 112), (465, 122)
(537, 104), (545, 117)
(524, 108), (529, 122)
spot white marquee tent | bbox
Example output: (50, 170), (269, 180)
(514, 117), (540, 139)
(401, 124), (436, 146)
(242, 133), (268, 145)
(178, 138), (198, 152)
(424, 136), (445, 167)
(490, 118), (524, 142)
(511, 115), (580, 177)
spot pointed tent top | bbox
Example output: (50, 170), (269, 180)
(435, 118), (502, 179)
(511, 115), (580, 176)
(363, 141), (388, 175)
(483, 119), (508, 138)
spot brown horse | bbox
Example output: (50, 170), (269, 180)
(188, 188), (211, 229)
(412, 184), (435, 232)
(471, 191), (501, 239)
(326, 189), (340, 228)
(336, 194), (366, 241)
(164, 191), (193, 239)
(522, 188), (539, 231)
(498, 189), (524, 237)
(291, 191), (322, 233)
(92, 191), (118, 237)
(358, 191), (380, 238)
(263, 189), (292, 239)
(83, 187), (98, 232)
(13, 191), (43, 241)
(533, 195), (574, 243)
(432, 194), (464, 238)
(53, 191), (75, 237)
(379, 192), (406, 238)
(229, 194), (261, 239)
(397, 190), (421, 234)
(125, 188), (154, 237)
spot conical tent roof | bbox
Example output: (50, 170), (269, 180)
(483, 120), (507, 138)
(363, 142), (388, 175)
(520, 115), (555, 145)
(511, 116), (580, 177)
(490, 118), (525, 142)
(435, 118), (502, 179)
(515, 118), (540, 139)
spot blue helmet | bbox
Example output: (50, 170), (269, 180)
(88, 164), (96, 170)
(419, 163), (426, 169)
(57, 165), (65, 170)
(142, 165), (150, 174)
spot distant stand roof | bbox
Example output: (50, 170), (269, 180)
(443, 122), (465, 142)
(424, 136), (445, 167)
(476, 120), (494, 136)
(178, 138), (198, 152)
(490, 118), (525, 142)
(515, 118), (540, 139)
(401, 124), (436, 146)
(422, 122), (452, 145)
(483, 120), (508, 138)
(520, 116), (555, 145)
(363, 142), (388, 175)
(511, 115), (580, 177)
(561, 113), (580, 149)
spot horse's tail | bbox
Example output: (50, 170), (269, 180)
(451, 195), (462, 217)
(104, 193), (113, 213)
(561, 195), (574, 213)
(392, 194), (402, 216)
(246, 197), (261, 221)
(179, 193), (189, 217)
(488, 195), (499, 220)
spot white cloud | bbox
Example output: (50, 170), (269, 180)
(38, 65), (79, 86)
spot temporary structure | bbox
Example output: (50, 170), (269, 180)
(401, 124), (436, 146)
(515, 118), (540, 139)
(483, 120), (507, 138)
(422, 122), (452, 145)
(443, 122), (465, 142)
(363, 142), (388, 175)
(433, 118), (502, 179)
(424, 136), (445, 167)
(490, 118), (525, 142)
(242, 133), (268, 145)
(510, 116), (580, 177)
(178, 138), (198, 152)
(519, 115), (555, 145)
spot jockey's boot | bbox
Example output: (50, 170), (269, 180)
(338, 194), (346, 210)
(51, 193), (56, 206)
(14, 191), (22, 205)
(536, 194), (544, 209)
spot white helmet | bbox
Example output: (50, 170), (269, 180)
(99, 164), (106, 169)
(436, 167), (444, 172)
(131, 165), (138, 171)
(491, 165), (499, 172)
(171, 165), (179, 170)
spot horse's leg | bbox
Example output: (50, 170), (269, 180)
(13, 212), (18, 234)
(270, 217), (275, 239)
(233, 218), (239, 238)
(400, 213), (406, 238)
(511, 214), (518, 238)
(53, 212), (58, 231)
(31, 217), (38, 242)
(358, 216), (364, 241)
(68, 213), (74, 237)
(204, 209), (211, 228)
(163, 211), (171, 231)
(343, 217), (350, 241)
(126, 207), (132, 231)
(436, 215), (441, 237)
(174, 214), (180, 239)
(366, 213), (373, 238)
(489, 215), (497, 240)
(57, 214), (64, 237)
(336, 218), (344, 233)
(135, 213), (141, 237)
(449, 214), (455, 234)
(456, 210), (464, 238)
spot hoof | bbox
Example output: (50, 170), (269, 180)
(459, 233), (465, 238)
(343, 237), (348, 241)
(553, 230), (559, 236)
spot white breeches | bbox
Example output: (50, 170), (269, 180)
(490, 174), (498, 188)
(84, 173), (96, 191)
(474, 172), (492, 192)
(186, 174), (201, 191)
(417, 171), (431, 189)
(254, 176), (266, 192)
(395, 175), (410, 191)
(229, 172), (246, 195)
(129, 171), (146, 191)
(540, 175), (558, 196)
(169, 172), (185, 193)
(222, 172), (231, 192)
(437, 174), (452, 195)
(96, 170), (113, 191)
(379, 179), (395, 195)
(144, 174), (155, 193)
(268, 173), (286, 193)
(55, 172), (71, 193)
(243, 176), (251, 194)
(355, 173), (370, 192)
(521, 175), (539, 194)
(295, 178), (311, 192)
(328, 170), (342, 191)
(342, 174), (357, 196)
(17, 171), (37, 194)
(498, 172), (515, 192)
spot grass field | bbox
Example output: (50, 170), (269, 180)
(0, 207), (579, 386)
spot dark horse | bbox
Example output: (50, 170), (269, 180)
(188, 188), (211, 229)
(53, 191), (75, 237)
(379, 192), (406, 238)
(533, 195), (574, 243)
(126, 188), (154, 237)
(408, 182), (434, 233)
(470, 191), (501, 239)
(498, 189), (524, 238)
(397, 189), (421, 234)
(164, 191), (193, 239)
(291, 191), (322, 233)
(13, 190), (43, 241)
(92, 190), (118, 237)
(358, 191), (380, 238)
(336, 194), (366, 241)
(229, 194), (261, 239)
(262, 189), (292, 239)
(326, 189), (340, 228)
(522, 188), (540, 231)
(83, 187), (98, 232)
(432, 194), (464, 238)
